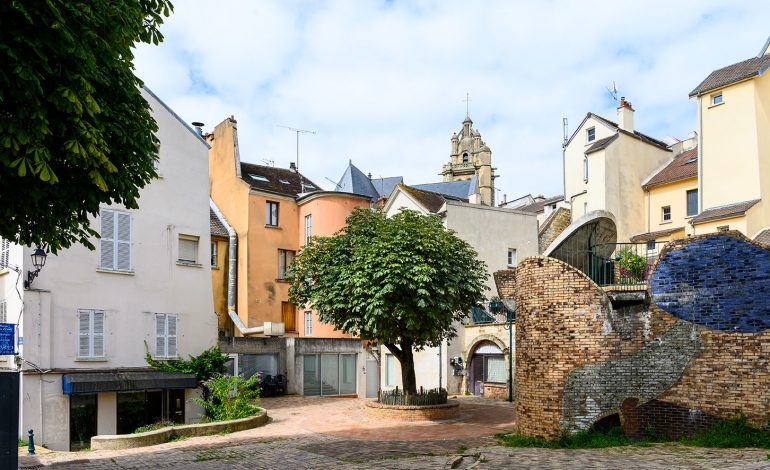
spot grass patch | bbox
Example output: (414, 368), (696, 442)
(681, 416), (770, 449)
(497, 426), (632, 449)
(134, 421), (176, 434)
(18, 439), (27, 447)
(456, 445), (468, 453)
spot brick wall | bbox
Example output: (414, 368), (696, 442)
(509, 232), (770, 439)
(538, 207), (571, 254)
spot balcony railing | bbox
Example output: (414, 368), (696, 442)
(467, 301), (514, 325)
(558, 242), (666, 291)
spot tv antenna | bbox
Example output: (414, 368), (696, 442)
(324, 176), (343, 190)
(261, 159), (274, 167)
(277, 125), (316, 173)
(562, 117), (569, 147)
(606, 81), (618, 101)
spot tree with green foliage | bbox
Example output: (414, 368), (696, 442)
(144, 343), (228, 382)
(288, 208), (488, 394)
(0, 0), (174, 252)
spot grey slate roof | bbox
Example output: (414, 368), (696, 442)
(210, 209), (229, 238)
(401, 185), (467, 213)
(689, 53), (770, 97)
(239, 162), (320, 197)
(754, 228), (770, 247)
(690, 199), (761, 225)
(585, 134), (619, 155)
(413, 175), (477, 199)
(590, 114), (670, 151)
(370, 176), (403, 198)
(335, 161), (402, 200)
(630, 226), (684, 242)
(517, 195), (565, 214)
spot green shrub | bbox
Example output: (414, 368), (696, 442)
(682, 416), (770, 449)
(144, 342), (228, 382)
(193, 374), (261, 421)
(133, 421), (176, 434)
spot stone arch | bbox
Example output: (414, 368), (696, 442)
(463, 334), (511, 397)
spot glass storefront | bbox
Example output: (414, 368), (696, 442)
(303, 353), (357, 396)
(69, 394), (97, 451)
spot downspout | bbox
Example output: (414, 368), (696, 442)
(210, 200), (265, 336)
(646, 189), (650, 233)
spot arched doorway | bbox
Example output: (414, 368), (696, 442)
(467, 341), (505, 396)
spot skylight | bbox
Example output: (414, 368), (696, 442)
(686, 157), (697, 164)
(249, 174), (269, 182)
(279, 179), (290, 184)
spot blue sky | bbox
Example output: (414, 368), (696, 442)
(134, 1), (770, 199)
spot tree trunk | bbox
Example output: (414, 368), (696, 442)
(384, 340), (418, 395)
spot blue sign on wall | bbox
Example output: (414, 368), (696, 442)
(0, 323), (16, 355)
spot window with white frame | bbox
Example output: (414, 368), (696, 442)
(266, 201), (279, 226)
(711, 93), (723, 106)
(507, 248), (517, 268)
(155, 313), (178, 358)
(385, 354), (396, 386)
(177, 235), (199, 264)
(0, 238), (9, 269)
(662, 206), (671, 222)
(99, 209), (132, 272)
(0, 299), (7, 323)
(210, 242), (217, 267)
(304, 311), (313, 336)
(278, 249), (295, 280)
(305, 214), (312, 245)
(646, 239), (657, 251)
(78, 309), (105, 358)
(586, 127), (596, 143)
(583, 156), (589, 182)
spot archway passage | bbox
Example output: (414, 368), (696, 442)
(467, 341), (505, 397)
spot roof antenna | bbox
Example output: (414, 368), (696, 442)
(605, 81), (618, 101)
(277, 125), (316, 192)
(562, 118), (569, 147)
(324, 177), (343, 190)
(261, 159), (274, 167)
(462, 92), (472, 117)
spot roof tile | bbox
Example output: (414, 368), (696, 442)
(239, 162), (320, 197)
(690, 199), (761, 225)
(643, 147), (698, 189)
(690, 54), (770, 97)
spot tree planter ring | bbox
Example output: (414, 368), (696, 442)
(365, 400), (460, 421)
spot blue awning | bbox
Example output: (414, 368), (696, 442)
(62, 371), (197, 395)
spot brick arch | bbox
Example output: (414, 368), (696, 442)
(464, 334), (508, 365)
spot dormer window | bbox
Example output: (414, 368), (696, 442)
(586, 127), (596, 143)
(711, 93), (723, 106)
(462, 152), (469, 163)
(249, 174), (269, 183)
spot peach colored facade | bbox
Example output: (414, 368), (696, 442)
(208, 117), (370, 338)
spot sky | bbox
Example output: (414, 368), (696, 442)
(134, 0), (770, 200)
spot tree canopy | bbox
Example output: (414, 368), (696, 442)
(288, 208), (488, 393)
(0, 0), (173, 252)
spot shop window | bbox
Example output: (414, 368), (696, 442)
(303, 353), (357, 396)
(69, 394), (97, 451)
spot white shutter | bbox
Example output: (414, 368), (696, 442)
(92, 311), (105, 357)
(78, 310), (92, 357)
(178, 238), (198, 263)
(116, 212), (131, 271)
(0, 239), (9, 269)
(155, 313), (166, 358)
(0, 300), (7, 323)
(167, 314), (177, 358)
(99, 210), (115, 270)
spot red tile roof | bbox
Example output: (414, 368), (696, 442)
(630, 226), (685, 242)
(754, 228), (770, 247)
(240, 162), (320, 197)
(690, 199), (761, 225)
(642, 147), (698, 189)
(210, 209), (229, 238)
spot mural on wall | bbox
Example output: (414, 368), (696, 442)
(510, 232), (770, 439)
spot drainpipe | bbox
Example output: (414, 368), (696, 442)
(210, 200), (267, 336)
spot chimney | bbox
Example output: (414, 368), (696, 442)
(191, 121), (205, 136)
(367, 172), (372, 180)
(289, 162), (296, 171)
(617, 97), (634, 132)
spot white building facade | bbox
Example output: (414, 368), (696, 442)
(13, 88), (217, 451)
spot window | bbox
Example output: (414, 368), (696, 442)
(155, 313), (178, 358)
(507, 249), (517, 268)
(485, 356), (506, 383)
(304, 311), (313, 336)
(385, 354), (396, 387)
(210, 242), (217, 268)
(78, 309), (105, 358)
(662, 206), (671, 222)
(278, 249), (295, 279)
(718, 225), (730, 232)
(686, 189), (698, 217)
(266, 201), (279, 226)
(0, 299), (6, 323)
(583, 156), (589, 181)
(0, 238), (9, 269)
(646, 240), (657, 251)
(99, 209), (132, 272)
(711, 93), (723, 106)
(249, 174), (270, 182)
(586, 127), (596, 142)
(177, 235), (199, 264)
(305, 214), (312, 245)
(462, 152), (469, 163)
(303, 353), (356, 396)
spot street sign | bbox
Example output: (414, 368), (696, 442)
(0, 323), (16, 355)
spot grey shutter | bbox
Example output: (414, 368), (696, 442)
(0, 239), (9, 269)
(0, 300), (7, 323)
(78, 310), (91, 357)
(99, 210), (115, 270)
(155, 314), (166, 357)
(116, 212), (131, 271)
(167, 314), (177, 357)
(92, 310), (105, 357)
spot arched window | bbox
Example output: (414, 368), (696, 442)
(462, 152), (469, 163)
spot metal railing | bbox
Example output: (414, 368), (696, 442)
(467, 301), (514, 325)
(558, 242), (666, 290)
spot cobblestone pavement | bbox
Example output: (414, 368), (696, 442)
(19, 396), (770, 469)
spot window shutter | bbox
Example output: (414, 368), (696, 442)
(167, 314), (177, 357)
(78, 310), (92, 357)
(0, 300), (7, 323)
(156, 314), (166, 357)
(1, 239), (9, 269)
(92, 311), (105, 357)
(116, 212), (131, 271)
(99, 210), (115, 270)
(178, 238), (198, 263)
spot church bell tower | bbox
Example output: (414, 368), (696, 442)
(440, 114), (496, 205)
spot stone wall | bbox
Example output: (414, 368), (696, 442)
(508, 232), (770, 439)
(538, 207), (571, 254)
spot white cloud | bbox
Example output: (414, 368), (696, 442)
(134, 0), (770, 198)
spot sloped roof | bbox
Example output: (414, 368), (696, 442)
(754, 228), (770, 247)
(630, 226), (684, 242)
(643, 147), (698, 189)
(413, 176), (477, 199)
(590, 114), (670, 150)
(335, 161), (378, 200)
(210, 208), (229, 238)
(370, 176), (403, 198)
(690, 199), (761, 225)
(584, 134), (619, 155)
(239, 162), (320, 197)
(517, 195), (564, 214)
(689, 53), (770, 97)
(401, 185), (467, 213)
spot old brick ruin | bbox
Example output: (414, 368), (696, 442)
(500, 232), (770, 439)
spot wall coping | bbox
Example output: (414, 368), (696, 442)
(90, 409), (268, 450)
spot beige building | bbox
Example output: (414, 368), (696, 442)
(18, 88), (217, 450)
(564, 99), (672, 243)
(441, 115), (496, 205)
(688, 37), (770, 239)
(379, 185), (537, 396)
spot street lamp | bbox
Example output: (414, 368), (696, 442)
(24, 247), (47, 288)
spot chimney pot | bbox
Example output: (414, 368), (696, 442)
(191, 122), (205, 136)
(289, 162), (296, 171)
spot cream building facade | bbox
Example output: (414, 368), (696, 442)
(16, 88), (217, 451)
